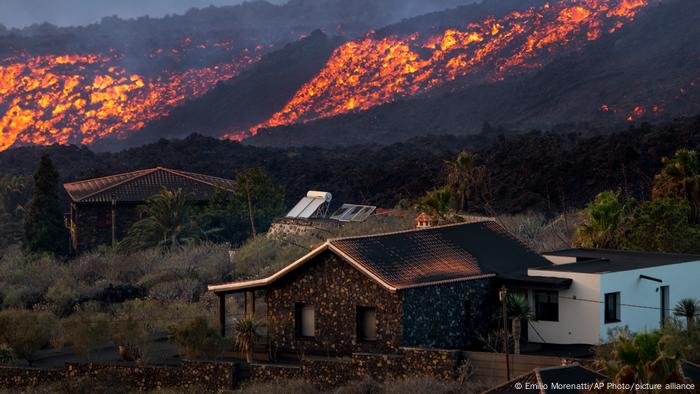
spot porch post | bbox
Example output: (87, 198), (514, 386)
(245, 290), (255, 319)
(217, 293), (226, 336)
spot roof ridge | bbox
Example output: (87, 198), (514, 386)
(63, 167), (154, 187)
(65, 167), (160, 202)
(160, 167), (235, 192)
(328, 219), (493, 243)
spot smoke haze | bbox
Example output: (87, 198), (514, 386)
(0, 0), (285, 29)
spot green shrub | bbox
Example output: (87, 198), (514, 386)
(0, 344), (14, 365)
(111, 299), (166, 364)
(46, 278), (80, 316)
(62, 308), (111, 360)
(171, 317), (228, 359)
(0, 309), (59, 365)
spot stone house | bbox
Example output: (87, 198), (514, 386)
(64, 167), (235, 253)
(209, 220), (570, 356)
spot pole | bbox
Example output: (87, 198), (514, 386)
(499, 285), (511, 381)
(111, 194), (117, 250)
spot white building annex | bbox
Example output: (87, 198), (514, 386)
(526, 249), (700, 345)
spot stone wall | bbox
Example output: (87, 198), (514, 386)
(266, 251), (403, 355)
(72, 203), (141, 252)
(266, 218), (343, 240)
(0, 360), (236, 391)
(401, 279), (496, 349)
(0, 366), (64, 387)
(251, 348), (465, 388)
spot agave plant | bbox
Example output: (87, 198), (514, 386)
(506, 293), (534, 355)
(673, 298), (700, 330)
(234, 318), (262, 363)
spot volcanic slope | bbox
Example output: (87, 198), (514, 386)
(0, 0), (476, 152)
(103, 31), (345, 151)
(248, 0), (700, 147)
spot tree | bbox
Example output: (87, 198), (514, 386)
(575, 190), (633, 249)
(419, 187), (453, 221)
(445, 151), (476, 212)
(652, 149), (700, 222)
(119, 188), (192, 251)
(619, 199), (700, 254)
(232, 168), (285, 240)
(604, 331), (685, 387)
(507, 293), (534, 355)
(24, 155), (68, 256)
(674, 298), (700, 330)
(0, 176), (30, 248)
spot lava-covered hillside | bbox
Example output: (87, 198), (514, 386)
(0, 0), (474, 151)
(248, 0), (700, 147)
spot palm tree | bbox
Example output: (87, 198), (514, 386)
(575, 190), (632, 248)
(419, 187), (453, 222)
(507, 293), (534, 355)
(653, 149), (700, 222)
(673, 298), (700, 330)
(605, 331), (685, 387)
(120, 188), (191, 251)
(445, 151), (477, 212)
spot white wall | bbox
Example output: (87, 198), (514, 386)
(527, 269), (601, 345)
(599, 261), (700, 338)
(527, 260), (700, 346)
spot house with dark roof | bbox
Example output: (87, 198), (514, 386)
(208, 220), (572, 356)
(528, 248), (700, 345)
(483, 364), (608, 393)
(64, 167), (235, 252)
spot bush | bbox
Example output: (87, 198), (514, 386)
(46, 278), (80, 316)
(0, 309), (59, 365)
(62, 307), (112, 360)
(171, 317), (229, 359)
(0, 344), (14, 365)
(111, 299), (166, 364)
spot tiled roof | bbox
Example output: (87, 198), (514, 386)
(209, 220), (555, 293)
(329, 220), (553, 289)
(64, 167), (235, 203)
(485, 364), (608, 393)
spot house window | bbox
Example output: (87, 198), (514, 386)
(605, 292), (621, 323)
(356, 306), (377, 341)
(535, 291), (559, 321)
(294, 303), (315, 338)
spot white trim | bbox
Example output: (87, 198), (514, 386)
(207, 243), (331, 292)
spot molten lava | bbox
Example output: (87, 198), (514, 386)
(0, 48), (259, 151)
(250, 0), (649, 134)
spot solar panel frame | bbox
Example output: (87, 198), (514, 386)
(298, 198), (325, 218)
(330, 204), (377, 222)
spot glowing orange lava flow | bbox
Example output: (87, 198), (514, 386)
(250, 0), (648, 134)
(0, 51), (258, 151)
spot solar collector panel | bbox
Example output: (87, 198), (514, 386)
(286, 197), (315, 218)
(298, 198), (325, 218)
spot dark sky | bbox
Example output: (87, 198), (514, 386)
(0, 0), (286, 29)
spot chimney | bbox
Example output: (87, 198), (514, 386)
(415, 212), (433, 228)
